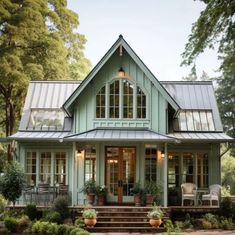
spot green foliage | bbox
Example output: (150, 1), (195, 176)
(130, 182), (143, 195)
(181, 0), (235, 148)
(44, 211), (62, 224)
(24, 204), (38, 221)
(0, 0), (90, 138)
(222, 155), (235, 194)
(57, 224), (74, 235)
(144, 181), (162, 199)
(82, 208), (97, 219)
(81, 179), (97, 194)
(4, 216), (18, 233)
(147, 205), (163, 219)
(220, 217), (234, 230)
(164, 219), (174, 235)
(0, 161), (26, 205)
(17, 215), (31, 231)
(202, 213), (219, 229)
(70, 227), (84, 235)
(219, 197), (235, 219)
(31, 221), (58, 234)
(52, 195), (70, 221)
(0, 194), (7, 214)
(74, 217), (85, 228)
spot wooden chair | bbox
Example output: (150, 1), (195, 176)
(202, 184), (221, 206)
(181, 183), (197, 206)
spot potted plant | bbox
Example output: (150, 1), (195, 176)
(147, 204), (163, 228)
(144, 181), (161, 206)
(130, 182), (143, 206)
(82, 208), (98, 228)
(81, 179), (97, 205)
(96, 185), (107, 206)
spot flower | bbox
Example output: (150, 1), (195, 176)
(97, 185), (107, 196)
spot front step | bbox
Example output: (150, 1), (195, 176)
(75, 206), (169, 233)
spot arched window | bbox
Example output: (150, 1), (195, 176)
(96, 86), (106, 118)
(123, 81), (133, 118)
(109, 80), (119, 118)
(137, 86), (146, 118)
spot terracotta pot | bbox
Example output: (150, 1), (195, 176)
(86, 193), (95, 205)
(98, 195), (105, 206)
(84, 218), (97, 228)
(146, 194), (154, 206)
(149, 218), (162, 228)
(134, 194), (141, 206)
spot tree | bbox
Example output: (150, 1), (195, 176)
(0, 1), (90, 158)
(181, 0), (235, 147)
(0, 161), (26, 206)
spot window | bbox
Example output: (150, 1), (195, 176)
(168, 154), (179, 188)
(28, 109), (65, 130)
(137, 86), (146, 118)
(55, 152), (66, 184)
(109, 80), (120, 118)
(197, 153), (208, 188)
(26, 152), (37, 186)
(145, 145), (157, 182)
(96, 80), (146, 119)
(182, 153), (194, 183)
(96, 86), (106, 118)
(177, 110), (215, 131)
(123, 81), (133, 118)
(85, 148), (96, 181)
(40, 152), (51, 184)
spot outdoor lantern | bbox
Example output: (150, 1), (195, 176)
(161, 150), (165, 158)
(118, 67), (125, 77)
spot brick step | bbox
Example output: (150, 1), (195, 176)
(94, 216), (168, 222)
(95, 221), (150, 227)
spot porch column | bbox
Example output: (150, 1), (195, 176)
(72, 142), (76, 205)
(163, 143), (168, 207)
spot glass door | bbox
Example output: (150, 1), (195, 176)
(106, 147), (136, 204)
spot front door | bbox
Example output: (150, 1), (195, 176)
(106, 147), (136, 204)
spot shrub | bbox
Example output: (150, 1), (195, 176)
(76, 230), (90, 235)
(57, 224), (73, 235)
(74, 217), (85, 228)
(31, 221), (59, 234)
(17, 215), (31, 231)
(164, 219), (174, 235)
(70, 227), (84, 235)
(219, 197), (235, 219)
(24, 204), (38, 221)
(4, 216), (18, 233)
(52, 195), (70, 221)
(203, 213), (219, 229)
(82, 208), (97, 219)
(44, 211), (62, 224)
(0, 194), (7, 214)
(202, 220), (212, 229)
(193, 218), (204, 229)
(220, 217), (234, 230)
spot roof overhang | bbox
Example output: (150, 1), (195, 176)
(168, 132), (235, 143)
(63, 128), (178, 142)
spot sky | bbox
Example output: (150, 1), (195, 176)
(67, 0), (220, 81)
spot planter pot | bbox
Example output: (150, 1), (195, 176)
(134, 194), (141, 206)
(149, 218), (162, 228)
(84, 218), (97, 228)
(146, 194), (154, 206)
(86, 193), (95, 205)
(98, 195), (105, 206)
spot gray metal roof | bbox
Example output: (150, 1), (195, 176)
(64, 128), (177, 142)
(9, 131), (70, 141)
(161, 81), (223, 131)
(19, 81), (80, 131)
(168, 132), (234, 142)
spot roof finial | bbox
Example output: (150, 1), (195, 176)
(119, 34), (123, 38)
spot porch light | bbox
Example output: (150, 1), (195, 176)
(161, 150), (165, 158)
(76, 150), (82, 159)
(118, 67), (125, 78)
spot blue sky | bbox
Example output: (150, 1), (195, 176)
(68, 0), (220, 81)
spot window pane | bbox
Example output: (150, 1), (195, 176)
(40, 152), (51, 184)
(123, 81), (133, 118)
(109, 81), (119, 118)
(145, 145), (157, 182)
(137, 86), (146, 118)
(96, 86), (106, 118)
(197, 153), (208, 188)
(182, 153), (193, 183)
(55, 152), (66, 184)
(26, 152), (37, 186)
(85, 148), (96, 181)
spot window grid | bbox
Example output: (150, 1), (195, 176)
(145, 146), (157, 182)
(40, 152), (51, 184)
(85, 148), (96, 181)
(55, 152), (66, 184)
(137, 87), (146, 118)
(96, 86), (106, 118)
(123, 81), (133, 118)
(109, 80), (120, 118)
(26, 152), (37, 186)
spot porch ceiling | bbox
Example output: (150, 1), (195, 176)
(64, 128), (177, 142)
(168, 132), (235, 143)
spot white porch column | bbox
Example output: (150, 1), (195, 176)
(163, 143), (168, 207)
(72, 142), (76, 205)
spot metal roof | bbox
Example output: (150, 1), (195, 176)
(9, 131), (70, 141)
(64, 128), (177, 142)
(19, 81), (80, 131)
(168, 132), (234, 143)
(161, 81), (223, 131)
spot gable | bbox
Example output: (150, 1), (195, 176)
(63, 35), (179, 116)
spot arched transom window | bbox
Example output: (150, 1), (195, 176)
(96, 80), (146, 119)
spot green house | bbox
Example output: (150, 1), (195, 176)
(10, 35), (234, 206)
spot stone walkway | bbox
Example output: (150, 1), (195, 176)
(91, 230), (235, 235)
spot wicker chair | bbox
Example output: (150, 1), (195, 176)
(181, 183), (197, 206)
(202, 184), (221, 206)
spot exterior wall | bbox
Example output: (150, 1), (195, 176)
(73, 50), (168, 134)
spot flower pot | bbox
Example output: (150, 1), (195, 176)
(134, 194), (141, 206)
(146, 194), (154, 206)
(98, 195), (105, 206)
(84, 218), (97, 228)
(86, 193), (95, 205)
(149, 218), (162, 228)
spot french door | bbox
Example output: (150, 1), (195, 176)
(106, 147), (136, 204)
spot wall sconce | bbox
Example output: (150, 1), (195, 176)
(76, 150), (82, 159)
(161, 150), (165, 158)
(118, 67), (125, 78)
